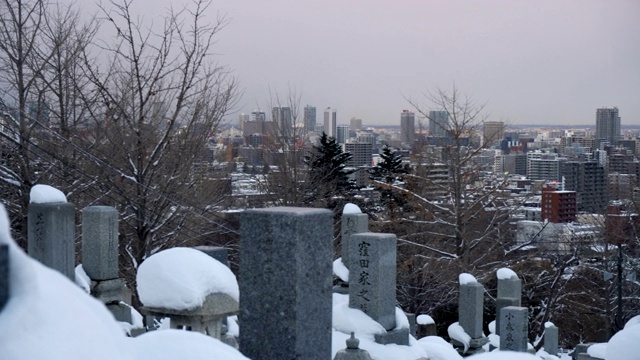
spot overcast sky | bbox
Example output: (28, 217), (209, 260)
(85, 0), (640, 127)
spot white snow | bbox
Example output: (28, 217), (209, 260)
(132, 330), (249, 360)
(416, 314), (435, 325)
(448, 322), (471, 353)
(459, 273), (478, 285)
(624, 315), (640, 329)
(75, 264), (91, 293)
(343, 202), (362, 214)
(227, 315), (239, 337)
(544, 321), (555, 328)
(587, 343), (606, 359)
(136, 247), (239, 310)
(497, 267), (518, 280)
(488, 320), (496, 334)
(29, 184), (67, 203)
(416, 336), (463, 360)
(394, 307), (410, 330)
(467, 351), (541, 359)
(333, 257), (349, 282)
(605, 323), (640, 360)
(331, 293), (386, 336)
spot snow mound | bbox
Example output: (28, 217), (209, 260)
(137, 247), (239, 310)
(488, 320), (496, 334)
(75, 264), (91, 293)
(467, 351), (541, 359)
(497, 268), (518, 280)
(459, 273), (477, 285)
(0, 204), (132, 360)
(29, 184), (67, 203)
(448, 322), (471, 353)
(587, 343), (606, 359)
(332, 293), (385, 336)
(606, 323), (640, 360)
(343, 203), (362, 214)
(416, 336), (463, 360)
(333, 258), (349, 282)
(544, 321), (555, 328)
(395, 307), (410, 330)
(133, 329), (249, 360)
(417, 314), (435, 325)
(624, 315), (640, 329)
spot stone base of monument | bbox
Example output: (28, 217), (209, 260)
(374, 328), (410, 346)
(452, 336), (489, 355)
(141, 292), (239, 340)
(91, 278), (132, 323)
(107, 302), (133, 323)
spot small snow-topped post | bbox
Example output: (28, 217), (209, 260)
(499, 306), (528, 352)
(27, 185), (75, 280)
(455, 273), (488, 354)
(239, 207), (333, 360)
(341, 203), (368, 270)
(333, 333), (373, 360)
(543, 322), (559, 357)
(0, 244), (8, 312)
(416, 314), (437, 338)
(81, 206), (132, 324)
(497, 267), (521, 306)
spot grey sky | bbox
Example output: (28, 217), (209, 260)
(88, 0), (640, 126)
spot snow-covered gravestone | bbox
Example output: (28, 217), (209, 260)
(341, 203), (368, 269)
(499, 306), (528, 352)
(27, 185), (75, 281)
(543, 322), (559, 357)
(456, 274), (488, 353)
(497, 268), (521, 306)
(239, 207), (333, 360)
(0, 244), (7, 312)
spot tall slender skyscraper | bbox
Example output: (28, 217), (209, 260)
(429, 110), (449, 137)
(400, 110), (415, 144)
(595, 107), (621, 146)
(336, 125), (350, 144)
(303, 105), (316, 133)
(323, 107), (337, 138)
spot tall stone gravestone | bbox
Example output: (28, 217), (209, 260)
(456, 281), (489, 353)
(497, 275), (522, 306)
(239, 207), (333, 360)
(341, 211), (368, 268)
(544, 324), (559, 357)
(82, 206), (131, 323)
(499, 306), (528, 352)
(28, 202), (75, 280)
(0, 244), (8, 312)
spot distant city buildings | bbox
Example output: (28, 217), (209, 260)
(323, 107), (337, 138)
(428, 110), (449, 138)
(400, 110), (415, 144)
(595, 107), (621, 146)
(303, 105), (316, 134)
(350, 117), (362, 132)
(336, 125), (350, 144)
(272, 106), (292, 137)
(483, 121), (505, 148)
(344, 141), (373, 167)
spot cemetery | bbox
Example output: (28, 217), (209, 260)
(1, 184), (639, 359)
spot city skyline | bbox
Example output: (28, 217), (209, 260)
(84, 0), (640, 126)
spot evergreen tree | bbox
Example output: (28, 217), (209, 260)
(369, 145), (407, 183)
(304, 132), (355, 203)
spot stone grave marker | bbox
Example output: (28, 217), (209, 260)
(341, 212), (368, 268)
(459, 282), (484, 338)
(0, 244), (8, 312)
(28, 202), (75, 280)
(499, 306), (528, 352)
(82, 206), (119, 280)
(497, 276), (522, 306)
(544, 324), (559, 357)
(495, 297), (519, 335)
(239, 207), (333, 360)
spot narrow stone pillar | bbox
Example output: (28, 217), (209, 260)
(239, 207), (333, 360)
(499, 306), (528, 352)
(544, 324), (559, 356)
(341, 212), (368, 268)
(28, 202), (75, 280)
(0, 244), (8, 312)
(348, 232), (397, 331)
(497, 277), (522, 306)
(459, 282), (485, 338)
(82, 206), (119, 280)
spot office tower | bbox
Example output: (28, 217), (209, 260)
(541, 184), (577, 223)
(344, 142), (373, 167)
(323, 107), (337, 138)
(336, 125), (350, 144)
(238, 113), (250, 131)
(483, 121), (505, 148)
(526, 152), (565, 181)
(243, 110), (268, 136)
(400, 110), (415, 144)
(349, 117), (362, 131)
(304, 105), (316, 133)
(595, 107), (621, 145)
(561, 161), (608, 213)
(428, 110), (449, 137)
(251, 110), (266, 122)
(272, 106), (292, 137)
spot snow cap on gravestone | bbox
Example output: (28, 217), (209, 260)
(30, 184), (67, 204)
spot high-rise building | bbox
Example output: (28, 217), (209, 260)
(238, 113), (250, 131)
(303, 105), (316, 133)
(595, 107), (621, 146)
(323, 107), (337, 138)
(344, 141), (373, 167)
(541, 184), (577, 223)
(483, 121), (505, 148)
(400, 110), (415, 144)
(561, 161), (608, 213)
(272, 107), (292, 137)
(527, 152), (566, 181)
(336, 125), (350, 144)
(428, 110), (449, 138)
(349, 117), (362, 131)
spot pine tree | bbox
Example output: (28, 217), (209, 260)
(369, 145), (407, 183)
(304, 132), (355, 202)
